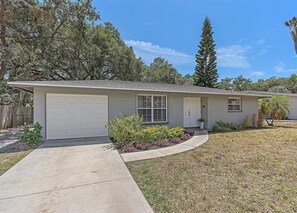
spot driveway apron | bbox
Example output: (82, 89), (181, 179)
(0, 137), (153, 213)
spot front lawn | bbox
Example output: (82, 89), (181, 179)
(127, 122), (297, 212)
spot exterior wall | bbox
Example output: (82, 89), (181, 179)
(288, 96), (297, 119)
(201, 97), (208, 128)
(34, 87), (137, 139)
(33, 87), (260, 138)
(207, 95), (259, 129)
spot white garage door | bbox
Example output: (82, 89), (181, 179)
(46, 94), (108, 140)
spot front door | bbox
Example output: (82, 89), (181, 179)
(183, 97), (201, 127)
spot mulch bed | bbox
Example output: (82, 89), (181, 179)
(116, 130), (195, 154)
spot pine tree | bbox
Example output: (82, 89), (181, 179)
(193, 17), (219, 88)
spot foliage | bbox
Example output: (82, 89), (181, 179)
(241, 116), (250, 128)
(0, 0), (145, 81)
(168, 127), (184, 138)
(268, 86), (289, 93)
(179, 74), (194, 85)
(232, 75), (253, 91)
(142, 57), (182, 84)
(18, 122), (42, 144)
(258, 96), (291, 126)
(106, 114), (143, 145)
(130, 125), (184, 144)
(193, 17), (218, 88)
(135, 142), (151, 150)
(170, 137), (181, 144)
(131, 125), (170, 143)
(212, 121), (235, 132)
(181, 133), (191, 140)
(285, 17), (297, 54)
(155, 140), (169, 147)
(217, 77), (233, 90)
(218, 74), (297, 94)
(0, 80), (33, 106)
(198, 118), (205, 122)
(286, 74), (297, 93)
(121, 144), (135, 153)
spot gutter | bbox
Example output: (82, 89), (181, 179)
(7, 82), (272, 98)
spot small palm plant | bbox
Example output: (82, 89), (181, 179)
(285, 17), (297, 54)
(259, 95), (290, 126)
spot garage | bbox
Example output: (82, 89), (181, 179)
(46, 94), (108, 140)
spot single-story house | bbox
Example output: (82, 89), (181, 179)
(8, 80), (270, 140)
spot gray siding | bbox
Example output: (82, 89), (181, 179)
(288, 96), (297, 119)
(207, 95), (258, 129)
(201, 97), (208, 128)
(34, 87), (259, 138)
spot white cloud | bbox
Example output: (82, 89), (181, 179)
(124, 40), (194, 65)
(250, 71), (265, 76)
(274, 61), (297, 73)
(216, 45), (251, 69)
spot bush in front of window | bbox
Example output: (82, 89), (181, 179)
(130, 126), (185, 144)
(213, 117), (254, 132)
(212, 121), (235, 132)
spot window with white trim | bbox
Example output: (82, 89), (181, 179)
(228, 97), (241, 111)
(137, 95), (167, 122)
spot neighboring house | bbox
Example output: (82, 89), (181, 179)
(8, 80), (269, 140)
(248, 91), (297, 120)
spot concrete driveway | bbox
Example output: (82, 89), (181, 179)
(0, 138), (153, 213)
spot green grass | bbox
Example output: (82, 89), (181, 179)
(127, 123), (297, 212)
(0, 150), (33, 176)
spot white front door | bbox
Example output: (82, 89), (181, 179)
(46, 94), (108, 140)
(183, 97), (201, 127)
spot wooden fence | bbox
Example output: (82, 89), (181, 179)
(0, 105), (33, 130)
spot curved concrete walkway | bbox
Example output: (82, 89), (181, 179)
(121, 130), (209, 162)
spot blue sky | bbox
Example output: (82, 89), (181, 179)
(95, 0), (297, 81)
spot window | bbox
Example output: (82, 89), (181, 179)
(228, 97), (241, 111)
(137, 95), (167, 122)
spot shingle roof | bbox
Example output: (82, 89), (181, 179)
(246, 90), (297, 97)
(8, 80), (271, 97)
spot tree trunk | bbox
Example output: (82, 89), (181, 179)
(294, 35), (297, 54)
(0, 0), (7, 80)
(265, 119), (272, 126)
(0, 62), (5, 80)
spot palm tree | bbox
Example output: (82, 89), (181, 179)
(259, 96), (291, 126)
(285, 17), (297, 54)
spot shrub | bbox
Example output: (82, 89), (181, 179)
(18, 122), (42, 144)
(131, 125), (171, 143)
(155, 140), (169, 147)
(121, 144), (135, 152)
(170, 137), (181, 144)
(241, 116), (250, 128)
(168, 127), (184, 138)
(181, 133), (191, 140)
(135, 142), (151, 150)
(212, 121), (235, 132)
(106, 114), (143, 145)
(130, 125), (184, 143)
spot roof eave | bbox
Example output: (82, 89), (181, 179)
(7, 82), (271, 98)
